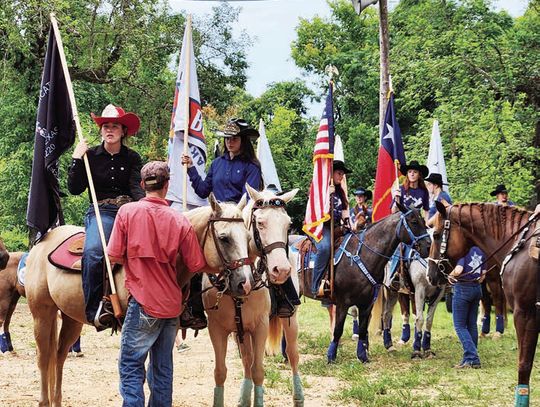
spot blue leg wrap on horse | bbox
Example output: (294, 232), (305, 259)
(292, 374), (304, 406)
(515, 385), (529, 407)
(238, 378), (253, 407)
(254, 385), (264, 407)
(0, 333), (8, 353)
(352, 320), (359, 336)
(422, 331), (431, 351)
(401, 323), (411, 343)
(6, 332), (13, 352)
(481, 314), (491, 334)
(357, 339), (369, 363)
(383, 328), (392, 349)
(496, 315), (505, 334)
(71, 337), (81, 353)
(327, 340), (338, 362)
(213, 386), (225, 407)
(281, 335), (288, 361)
(413, 330), (422, 352)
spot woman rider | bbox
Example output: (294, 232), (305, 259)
(68, 104), (144, 329)
(182, 118), (300, 320)
(424, 172), (452, 227)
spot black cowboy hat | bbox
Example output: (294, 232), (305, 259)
(490, 184), (508, 197)
(353, 187), (372, 200)
(424, 173), (447, 187)
(333, 160), (352, 174)
(401, 160), (429, 178)
(216, 118), (260, 140)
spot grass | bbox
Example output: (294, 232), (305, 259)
(263, 298), (540, 406)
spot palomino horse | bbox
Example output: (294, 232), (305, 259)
(294, 204), (431, 363)
(24, 195), (252, 407)
(428, 202), (539, 406)
(381, 258), (446, 358)
(0, 252), (25, 353)
(203, 185), (298, 407)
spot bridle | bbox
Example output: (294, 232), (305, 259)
(427, 206), (454, 280)
(396, 209), (431, 252)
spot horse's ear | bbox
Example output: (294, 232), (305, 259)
(395, 200), (407, 213)
(280, 188), (299, 203)
(237, 194), (247, 211)
(246, 183), (262, 202)
(435, 200), (447, 218)
(209, 193), (222, 217)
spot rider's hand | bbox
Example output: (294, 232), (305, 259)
(329, 184), (336, 194)
(72, 139), (88, 159)
(181, 153), (193, 168)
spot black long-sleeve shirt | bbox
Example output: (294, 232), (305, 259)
(67, 143), (144, 202)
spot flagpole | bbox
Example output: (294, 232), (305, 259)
(329, 79), (335, 301)
(50, 14), (122, 318)
(182, 15), (192, 211)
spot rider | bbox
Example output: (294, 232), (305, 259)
(424, 172), (452, 227)
(490, 184), (515, 206)
(68, 104), (144, 329)
(350, 187), (372, 232)
(182, 118), (300, 320)
(107, 161), (206, 405)
(311, 160), (352, 298)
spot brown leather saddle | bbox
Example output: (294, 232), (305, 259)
(48, 232), (85, 272)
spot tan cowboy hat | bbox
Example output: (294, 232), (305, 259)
(216, 118), (260, 141)
(91, 104), (141, 136)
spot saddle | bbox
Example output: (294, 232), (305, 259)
(48, 232), (85, 272)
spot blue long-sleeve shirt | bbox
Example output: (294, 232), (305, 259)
(187, 153), (262, 203)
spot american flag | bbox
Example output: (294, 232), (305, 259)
(303, 85), (335, 242)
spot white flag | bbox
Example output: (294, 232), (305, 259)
(166, 18), (208, 208)
(334, 134), (348, 198)
(256, 119), (282, 192)
(426, 119), (449, 192)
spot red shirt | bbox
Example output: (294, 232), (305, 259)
(107, 196), (206, 318)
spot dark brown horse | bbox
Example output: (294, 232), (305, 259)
(0, 237), (8, 270)
(0, 252), (24, 353)
(428, 202), (539, 406)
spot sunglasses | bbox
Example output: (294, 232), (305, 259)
(254, 198), (287, 209)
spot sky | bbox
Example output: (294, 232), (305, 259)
(170, 0), (529, 113)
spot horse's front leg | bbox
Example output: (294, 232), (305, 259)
(355, 305), (373, 363)
(251, 319), (269, 407)
(480, 281), (492, 337)
(489, 275), (506, 337)
(237, 334), (254, 407)
(513, 306), (538, 407)
(0, 289), (20, 354)
(397, 293), (411, 345)
(411, 290), (424, 359)
(208, 323), (229, 407)
(422, 288), (444, 359)
(382, 288), (398, 351)
(327, 302), (348, 363)
(282, 314), (304, 407)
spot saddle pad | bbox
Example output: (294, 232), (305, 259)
(17, 252), (29, 287)
(48, 232), (86, 272)
(530, 237), (540, 260)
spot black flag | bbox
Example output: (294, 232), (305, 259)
(26, 25), (76, 241)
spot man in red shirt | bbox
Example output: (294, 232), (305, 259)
(107, 161), (205, 406)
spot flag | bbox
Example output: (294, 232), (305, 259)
(166, 19), (208, 208)
(256, 119), (282, 191)
(334, 134), (348, 199)
(426, 119), (448, 192)
(303, 86), (334, 242)
(26, 25), (76, 241)
(372, 93), (406, 222)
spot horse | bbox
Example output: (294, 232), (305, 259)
(381, 257), (446, 358)
(0, 236), (9, 270)
(479, 260), (507, 338)
(203, 185), (299, 407)
(293, 203), (430, 363)
(0, 252), (25, 353)
(24, 194), (252, 407)
(428, 202), (539, 406)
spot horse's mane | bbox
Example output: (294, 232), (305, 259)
(186, 202), (243, 230)
(451, 203), (531, 241)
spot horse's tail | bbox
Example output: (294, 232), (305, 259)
(266, 316), (282, 356)
(48, 318), (58, 401)
(368, 291), (384, 337)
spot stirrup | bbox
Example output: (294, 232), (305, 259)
(316, 279), (330, 298)
(179, 307), (207, 330)
(94, 300), (114, 331)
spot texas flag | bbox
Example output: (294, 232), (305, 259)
(372, 93), (406, 221)
(166, 18), (208, 208)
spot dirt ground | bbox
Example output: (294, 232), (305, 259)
(0, 303), (345, 406)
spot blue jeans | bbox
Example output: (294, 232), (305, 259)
(82, 204), (118, 322)
(452, 283), (482, 365)
(312, 224), (331, 294)
(119, 299), (178, 407)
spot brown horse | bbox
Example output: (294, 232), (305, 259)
(0, 252), (25, 353)
(428, 202), (539, 406)
(24, 195), (251, 407)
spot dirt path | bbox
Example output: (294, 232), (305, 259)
(1, 304), (345, 406)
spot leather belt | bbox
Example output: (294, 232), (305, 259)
(97, 195), (133, 208)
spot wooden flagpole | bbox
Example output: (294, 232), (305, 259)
(50, 14), (122, 318)
(182, 15), (192, 211)
(328, 78), (336, 301)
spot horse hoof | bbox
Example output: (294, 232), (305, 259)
(479, 332), (488, 338)
(411, 351), (422, 360)
(423, 350), (435, 359)
(387, 346), (396, 353)
(397, 339), (407, 345)
(375, 329), (382, 336)
(493, 332), (503, 340)
(352, 334), (359, 341)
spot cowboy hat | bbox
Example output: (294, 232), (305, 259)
(91, 104), (140, 136)
(490, 184), (508, 197)
(424, 173), (448, 187)
(333, 160), (352, 174)
(401, 160), (429, 178)
(216, 118), (259, 140)
(353, 187), (372, 200)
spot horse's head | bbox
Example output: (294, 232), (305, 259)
(0, 238), (8, 270)
(394, 201), (431, 257)
(205, 193), (254, 297)
(245, 184), (299, 285)
(427, 201), (470, 285)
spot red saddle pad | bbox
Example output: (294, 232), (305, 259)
(48, 232), (85, 272)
